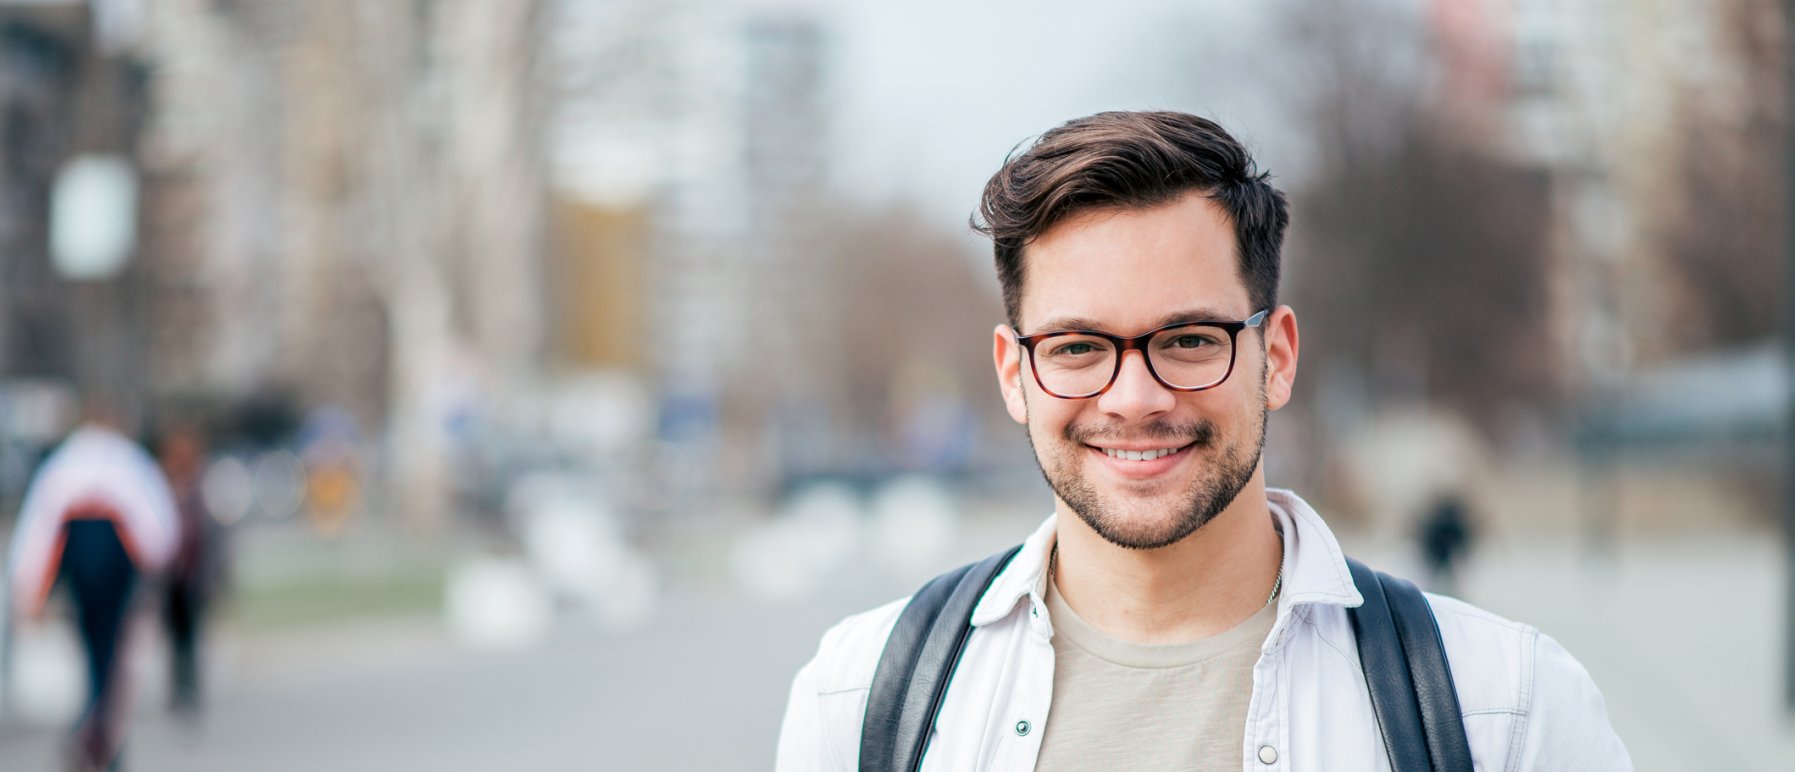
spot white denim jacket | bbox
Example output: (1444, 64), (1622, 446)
(776, 489), (1631, 771)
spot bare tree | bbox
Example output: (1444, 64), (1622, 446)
(793, 204), (1006, 474)
(1660, 0), (1783, 351)
(136, 0), (549, 530)
(1279, 0), (1557, 434)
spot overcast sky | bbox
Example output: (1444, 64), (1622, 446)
(749, 0), (1307, 239)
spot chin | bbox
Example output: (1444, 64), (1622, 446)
(1095, 518), (1204, 551)
(1071, 495), (1214, 551)
(1057, 449), (1258, 551)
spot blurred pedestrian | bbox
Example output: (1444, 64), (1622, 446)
(6, 405), (177, 771)
(778, 111), (1630, 770)
(155, 420), (224, 720)
(1417, 492), (1476, 596)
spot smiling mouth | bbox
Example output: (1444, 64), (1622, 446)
(1091, 443), (1194, 461)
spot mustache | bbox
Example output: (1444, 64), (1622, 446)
(1064, 418), (1216, 447)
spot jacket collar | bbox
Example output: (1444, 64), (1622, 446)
(968, 488), (1363, 628)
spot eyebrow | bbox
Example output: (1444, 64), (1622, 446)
(1029, 307), (1244, 336)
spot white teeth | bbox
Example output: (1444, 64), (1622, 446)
(1102, 446), (1180, 461)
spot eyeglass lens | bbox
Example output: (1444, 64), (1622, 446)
(1033, 325), (1234, 396)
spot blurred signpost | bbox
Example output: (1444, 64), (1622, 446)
(1785, 0), (1795, 714)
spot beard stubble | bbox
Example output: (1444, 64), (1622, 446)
(1023, 379), (1268, 551)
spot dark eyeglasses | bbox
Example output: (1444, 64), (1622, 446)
(1014, 310), (1269, 399)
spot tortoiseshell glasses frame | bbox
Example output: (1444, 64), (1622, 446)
(1014, 309), (1270, 399)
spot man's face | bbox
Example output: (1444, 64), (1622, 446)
(993, 192), (1299, 550)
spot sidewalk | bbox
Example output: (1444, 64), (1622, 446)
(0, 517), (1790, 770)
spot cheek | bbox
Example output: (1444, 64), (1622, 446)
(1220, 394), (1263, 425)
(1024, 397), (1080, 444)
(1163, 395), (1257, 444)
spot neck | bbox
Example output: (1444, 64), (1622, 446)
(1051, 471), (1283, 644)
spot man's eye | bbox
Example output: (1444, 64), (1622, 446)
(1050, 343), (1097, 356)
(1170, 335), (1216, 349)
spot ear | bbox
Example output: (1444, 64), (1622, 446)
(993, 324), (1029, 424)
(1263, 305), (1299, 411)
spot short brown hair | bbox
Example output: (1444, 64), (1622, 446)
(974, 111), (1289, 328)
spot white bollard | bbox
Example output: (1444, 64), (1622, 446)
(870, 475), (960, 579)
(442, 556), (552, 650)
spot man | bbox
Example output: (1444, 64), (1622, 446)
(776, 111), (1629, 770)
(8, 407), (178, 771)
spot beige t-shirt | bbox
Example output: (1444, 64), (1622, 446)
(1035, 577), (1277, 772)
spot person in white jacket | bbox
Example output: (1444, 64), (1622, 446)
(777, 111), (1630, 771)
(7, 410), (178, 771)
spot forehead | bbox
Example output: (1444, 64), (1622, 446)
(1018, 192), (1249, 333)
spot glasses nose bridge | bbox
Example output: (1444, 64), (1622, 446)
(1114, 331), (1153, 355)
(1109, 333), (1169, 391)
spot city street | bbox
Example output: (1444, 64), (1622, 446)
(0, 0), (1781, 770)
(0, 579), (872, 771)
(3, 521), (1793, 770)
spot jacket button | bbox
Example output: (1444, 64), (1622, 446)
(1257, 745), (1278, 764)
(1015, 720), (1031, 736)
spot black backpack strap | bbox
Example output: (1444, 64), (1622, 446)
(1346, 557), (1474, 772)
(1346, 557), (1431, 772)
(1380, 568), (1474, 770)
(859, 545), (1023, 772)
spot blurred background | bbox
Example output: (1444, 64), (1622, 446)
(0, 0), (1785, 769)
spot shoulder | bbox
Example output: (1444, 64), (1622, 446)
(1422, 593), (1537, 713)
(1423, 593), (1632, 769)
(777, 595), (910, 772)
(1422, 592), (1606, 708)
(1291, 591), (1541, 705)
(805, 595), (910, 695)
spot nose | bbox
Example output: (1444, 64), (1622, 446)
(1095, 349), (1175, 420)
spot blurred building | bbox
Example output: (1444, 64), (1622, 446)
(0, 3), (149, 408)
(1432, 0), (1758, 382)
(132, 0), (553, 527)
(548, 0), (831, 498)
(0, 0), (967, 522)
(0, 2), (153, 515)
(549, 0), (828, 385)
(1426, 0), (1782, 533)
